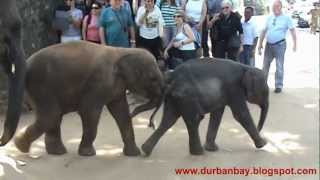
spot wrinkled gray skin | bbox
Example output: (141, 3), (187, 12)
(14, 41), (164, 156)
(0, 0), (26, 146)
(142, 58), (269, 156)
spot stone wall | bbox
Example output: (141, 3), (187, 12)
(0, 0), (63, 113)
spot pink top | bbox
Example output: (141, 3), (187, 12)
(84, 15), (100, 42)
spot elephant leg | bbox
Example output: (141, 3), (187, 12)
(182, 113), (204, 155)
(14, 112), (45, 153)
(107, 96), (140, 156)
(141, 98), (180, 156)
(230, 99), (267, 149)
(204, 107), (225, 152)
(78, 105), (103, 156)
(44, 114), (66, 155)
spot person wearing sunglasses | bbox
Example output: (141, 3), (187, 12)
(208, 0), (243, 61)
(60, 0), (83, 43)
(82, 2), (102, 43)
(258, 0), (297, 94)
(164, 10), (197, 69)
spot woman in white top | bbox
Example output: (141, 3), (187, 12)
(135, 0), (164, 59)
(164, 10), (197, 69)
(183, 0), (207, 48)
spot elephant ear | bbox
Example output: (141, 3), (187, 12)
(242, 68), (267, 102)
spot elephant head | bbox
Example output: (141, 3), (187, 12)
(116, 49), (164, 119)
(242, 67), (269, 132)
(0, 0), (26, 145)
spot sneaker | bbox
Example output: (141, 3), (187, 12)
(274, 88), (282, 93)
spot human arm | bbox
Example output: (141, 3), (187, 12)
(99, 27), (106, 45)
(208, 13), (220, 27)
(251, 37), (258, 57)
(82, 16), (88, 40)
(164, 39), (175, 58)
(258, 28), (267, 55)
(135, 7), (148, 26)
(174, 24), (195, 48)
(236, 16), (244, 52)
(69, 10), (83, 28)
(290, 28), (297, 52)
(196, 1), (207, 30)
(129, 26), (136, 47)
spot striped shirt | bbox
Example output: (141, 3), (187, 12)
(157, 2), (178, 27)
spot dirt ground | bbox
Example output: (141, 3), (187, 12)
(0, 29), (319, 180)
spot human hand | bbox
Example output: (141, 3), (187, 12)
(258, 44), (263, 55)
(251, 50), (256, 58)
(164, 50), (169, 59)
(293, 44), (297, 52)
(173, 41), (182, 48)
(196, 23), (201, 31)
(239, 45), (243, 53)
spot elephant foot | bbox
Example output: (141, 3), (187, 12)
(14, 135), (31, 153)
(141, 143), (153, 157)
(78, 146), (96, 156)
(255, 138), (267, 149)
(204, 142), (219, 152)
(123, 145), (141, 156)
(46, 144), (67, 155)
(189, 145), (204, 155)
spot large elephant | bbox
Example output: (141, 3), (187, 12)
(0, 0), (26, 146)
(141, 58), (269, 156)
(13, 41), (164, 156)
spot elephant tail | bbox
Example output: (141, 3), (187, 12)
(148, 99), (162, 129)
(0, 46), (26, 146)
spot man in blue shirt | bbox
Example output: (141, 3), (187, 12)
(99, 0), (136, 47)
(258, 0), (297, 93)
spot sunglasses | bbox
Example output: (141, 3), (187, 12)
(272, 18), (277, 26)
(222, 6), (229, 10)
(174, 15), (182, 18)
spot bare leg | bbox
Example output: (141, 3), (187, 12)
(107, 96), (140, 156)
(78, 104), (103, 156)
(204, 107), (225, 151)
(141, 98), (180, 156)
(230, 98), (266, 148)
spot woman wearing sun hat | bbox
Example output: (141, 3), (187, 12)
(164, 10), (197, 69)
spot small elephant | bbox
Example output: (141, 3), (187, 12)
(142, 58), (269, 156)
(0, 0), (26, 146)
(13, 41), (164, 156)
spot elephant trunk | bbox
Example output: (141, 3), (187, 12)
(257, 100), (269, 132)
(0, 41), (26, 146)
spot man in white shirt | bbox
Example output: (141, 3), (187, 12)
(239, 6), (258, 66)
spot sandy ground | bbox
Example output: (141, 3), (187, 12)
(0, 29), (319, 180)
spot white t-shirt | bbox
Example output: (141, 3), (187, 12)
(135, 6), (164, 39)
(175, 31), (195, 50)
(242, 18), (259, 45)
(185, 0), (205, 23)
(63, 8), (83, 37)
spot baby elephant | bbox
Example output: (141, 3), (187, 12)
(12, 41), (164, 156)
(142, 58), (269, 156)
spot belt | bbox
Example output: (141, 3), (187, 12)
(267, 39), (285, 45)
